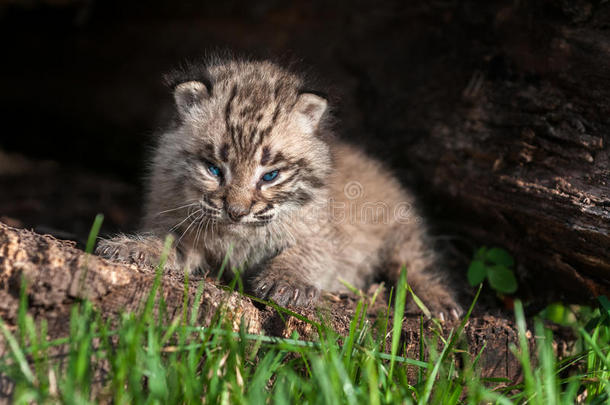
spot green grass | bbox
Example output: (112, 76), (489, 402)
(1, 222), (609, 403)
(2, 278), (609, 403)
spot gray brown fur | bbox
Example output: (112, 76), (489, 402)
(96, 57), (461, 319)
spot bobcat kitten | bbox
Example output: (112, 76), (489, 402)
(96, 57), (461, 319)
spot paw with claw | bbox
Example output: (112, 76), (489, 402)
(408, 283), (463, 322)
(96, 234), (179, 272)
(250, 272), (320, 307)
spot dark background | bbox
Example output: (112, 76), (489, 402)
(0, 0), (486, 176)
(0, 0), (482, 238)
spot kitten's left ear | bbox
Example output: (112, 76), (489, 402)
(293, 92), (328, 134)
(174, 81), (210, 117)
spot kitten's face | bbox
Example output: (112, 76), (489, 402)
(170, 67), (331, 228)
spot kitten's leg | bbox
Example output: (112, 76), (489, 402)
(382, 224), (463, 320)
(249, 245), (326, 307)
(95, 233), (182, 272)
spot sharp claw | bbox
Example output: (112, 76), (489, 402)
(451, 308), (460, 320)
(438, 312), (445, 322)
(256, 284), (269, 299)
(292, 289), (300, 304)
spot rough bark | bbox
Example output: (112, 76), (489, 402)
(396, 1), (610, 303)
(0, 221), (562, 393)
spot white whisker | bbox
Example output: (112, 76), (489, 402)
(155, 200), (199, 216)
(176, 210), (203, 248)
(193, 216), (206, 250)
(168, 209), (201, 234)
(201, 205), (221, 214)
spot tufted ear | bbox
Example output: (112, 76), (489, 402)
(173, 81), (210, 117)
(292, 92), (328, 134)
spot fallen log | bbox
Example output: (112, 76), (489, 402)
(0, 221), (571, 392)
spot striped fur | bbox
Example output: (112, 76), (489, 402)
(97, 57), (462, 319)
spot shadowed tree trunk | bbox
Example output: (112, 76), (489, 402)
(402, 1), (610, 302)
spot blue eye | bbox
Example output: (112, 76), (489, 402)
(262, 170), (279, 182)
(208, 164), (221, 177)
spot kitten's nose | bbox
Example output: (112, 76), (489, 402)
(224, 187), (251, 222)
(226, 205), (249, 222)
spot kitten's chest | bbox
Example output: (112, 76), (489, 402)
(197, 227), (284, 274)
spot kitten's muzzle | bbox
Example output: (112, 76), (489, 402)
(225, 203), (250, 222)
(223, 185), (253, 222)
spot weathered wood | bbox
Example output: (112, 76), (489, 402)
(0, 223), (263, 337)
(0, 221), (550, 389)
(403, 1), (610, 302)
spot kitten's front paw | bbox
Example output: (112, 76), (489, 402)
(250, 274), (320, 307)
(409, 284), (463, 322)
(96, 235), (178, 271)
(415, 288), (464, 321)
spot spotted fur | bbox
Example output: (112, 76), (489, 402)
(97, 57), (461, 319)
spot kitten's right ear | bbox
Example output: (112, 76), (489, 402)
(293, 92), (328, 134)
(173, 81), (210, 116)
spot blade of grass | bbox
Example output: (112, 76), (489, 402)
(85, 214), (104, 254)
(388, 266), (408, 382)
(418, 330), (453, 405)
(511, 299), (536, 402)
(215, 244), (233, 282)
(408, 285), (431, 319)
(0, 317), (36, 385)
